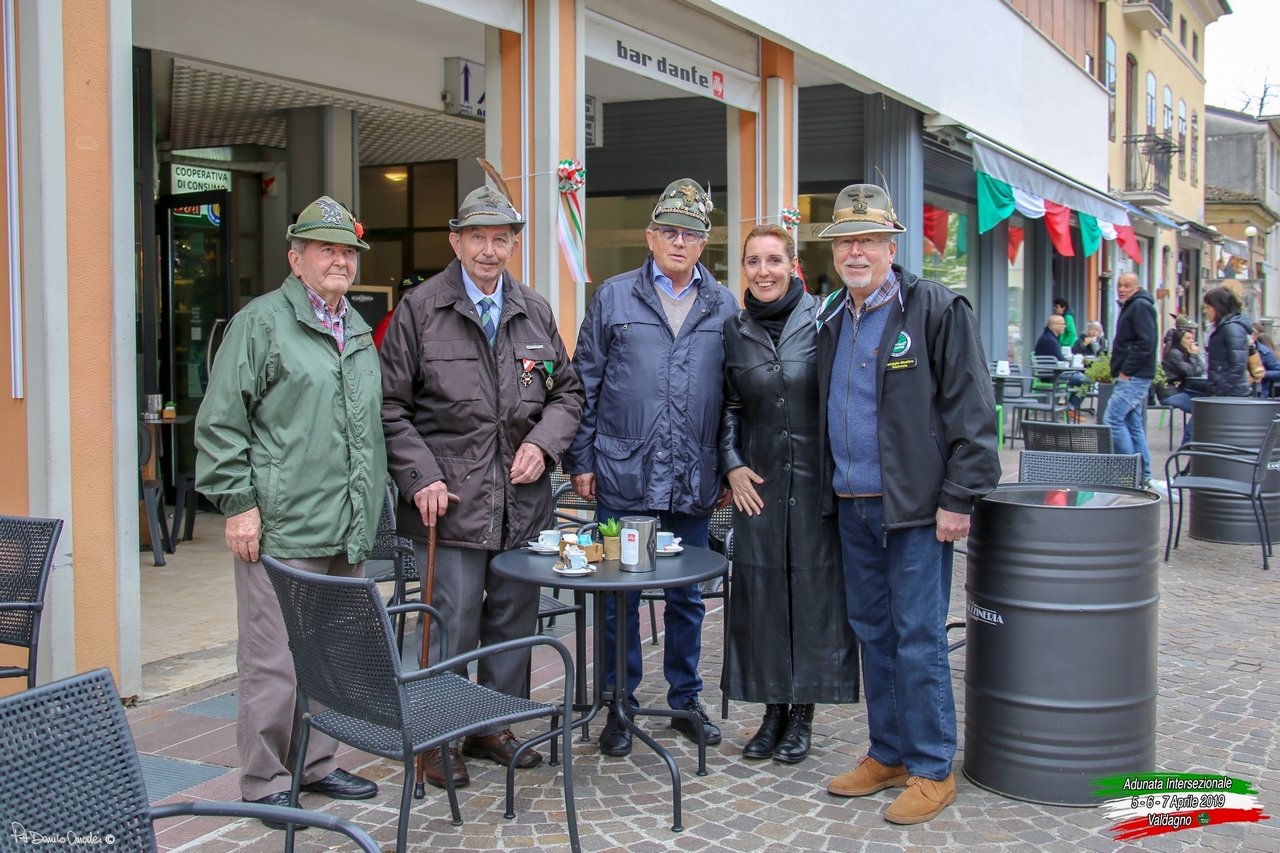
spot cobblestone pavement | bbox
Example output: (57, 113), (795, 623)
(132, 428), (1280, 853)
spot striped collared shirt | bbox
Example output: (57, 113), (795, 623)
(848, 270), (902, 317)
(304, 286), (349, 352)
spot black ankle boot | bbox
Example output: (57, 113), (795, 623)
(742, 704), (789, 759)
(771, 703), (814, 764)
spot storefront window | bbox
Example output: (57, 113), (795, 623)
(359, 160), (457, 293)
(585, 195), (728, 305)
(1008, 215), (1026, 363)
(922, 193), (976, 311)
(796, 194), (841, 297)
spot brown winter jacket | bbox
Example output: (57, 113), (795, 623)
(380, 260), (584, 549)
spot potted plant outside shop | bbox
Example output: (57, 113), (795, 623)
(599, 517), (621, 561)
(162, 401), (177, 420)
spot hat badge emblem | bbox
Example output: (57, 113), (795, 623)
(676, 184), (699, 205)
(317, 198), (344, 225)
(850, 188), (872, 214)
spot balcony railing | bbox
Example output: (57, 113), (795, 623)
(1122, 0), (1172, 31)
(1123, 134), (1179, 204)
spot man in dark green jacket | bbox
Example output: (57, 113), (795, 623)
(195, 196), (387, 827)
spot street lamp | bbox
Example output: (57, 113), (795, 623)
(1245, 225), (1259, 279)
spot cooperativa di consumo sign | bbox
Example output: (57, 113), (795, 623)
(584, 11), (760, 113)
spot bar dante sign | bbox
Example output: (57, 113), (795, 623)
(584, 11), (760, 112)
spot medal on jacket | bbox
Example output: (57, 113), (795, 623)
(543, 360), (554, 390)
(521, 358), (555, 389)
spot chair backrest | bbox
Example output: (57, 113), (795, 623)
(0, 516), (63, 649)
(366, 481), (399, 562)
(1032, 355), (1059, 379)
(261, 557), (406, 732)
(0, 668), (158, 851)
(1251, 415), (1280, 493)
(1022, 421), (1113, 453)
(1018, 451), (1144, 489)
(551, 474), (596, 527)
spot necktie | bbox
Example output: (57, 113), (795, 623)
(478, 297), (497, 349)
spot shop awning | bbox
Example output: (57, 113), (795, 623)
(1119, 201), (1178, 230)
(1147, 205), (1224, 243)
(968, 133), (1130, 225)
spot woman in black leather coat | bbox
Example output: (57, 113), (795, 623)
(719, 224), (859, 765)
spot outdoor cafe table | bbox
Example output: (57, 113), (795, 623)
(490, 545), (728, 832)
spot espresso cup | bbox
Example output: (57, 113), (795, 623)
(537, 530), (560, 548)
(657, 531), (676, 550)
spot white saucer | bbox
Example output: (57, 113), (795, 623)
(657, 544), (684, 556)
(553, 565), (595, 575)
(526, 544), (560, 554)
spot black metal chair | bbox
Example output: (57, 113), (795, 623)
(1018, 450), (1145, 489)
(0, 515), (63, 688)
(137, 423), (173, 565)
(0, 668), (379, 851)
(261, 557), (580, 853)
(1021, 421), (1113, 453)
(551, 474), (596, 528)
(364, 482), (419, 650)
(1164, 414), (1280, 571)
(1009, 374), (1071, 446)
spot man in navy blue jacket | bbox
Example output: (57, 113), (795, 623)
(563, 179), (736, 757)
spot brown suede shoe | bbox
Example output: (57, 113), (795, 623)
(462, 729), (543, 768)
(423, 747), (470, 789)
(884, 774), (957, 824)
(827, 755), (910, 797)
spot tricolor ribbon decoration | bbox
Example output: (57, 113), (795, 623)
(977, 171), (1139, 263)
(556, 158), (591, 285)
(1093, 773), (1269, 841)
(781, 207), (801, 233)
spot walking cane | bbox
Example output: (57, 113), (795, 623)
(414, 491), (461, 798)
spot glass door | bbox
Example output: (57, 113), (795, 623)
(158, 190), (235, 488)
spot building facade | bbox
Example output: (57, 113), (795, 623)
(2, 0), (1131, 694)
(1204, 106), (1280, 317)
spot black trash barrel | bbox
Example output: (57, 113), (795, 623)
(963, 484), (1160, 806)
(1189, 398), (1280, 544)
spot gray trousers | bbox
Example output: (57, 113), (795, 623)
(413, 543), (539, 717)
(234, 553), (362, 800)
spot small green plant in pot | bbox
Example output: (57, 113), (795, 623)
(599, 517), (622, 560)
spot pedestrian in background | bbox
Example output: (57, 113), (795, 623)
(1105, 272), (1157, 485)
(195, 196), (385, 826)
(720, 224), (859, 765)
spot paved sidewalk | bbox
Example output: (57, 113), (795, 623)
(129, 428), (1280, 853)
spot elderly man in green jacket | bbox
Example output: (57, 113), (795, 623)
(195, 196), (387, 828)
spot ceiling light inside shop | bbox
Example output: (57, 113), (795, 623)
(385, 170), (408, 182)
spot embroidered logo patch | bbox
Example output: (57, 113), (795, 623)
(891, 331), (911, 357)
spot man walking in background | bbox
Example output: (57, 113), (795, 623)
(1105, 272), (1157, 484)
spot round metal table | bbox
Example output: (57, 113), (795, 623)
(490, 546), (728, 832)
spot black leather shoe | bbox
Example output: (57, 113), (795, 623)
(671, 698), (722, 745)
(742, 704), (789, 759)
(243, 791), (305, 831)
(772, 703), (814, 764)
(300, 768), (378, 800)
(599, 710), (633, 757)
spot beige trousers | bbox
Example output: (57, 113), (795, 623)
(234, 553), (362, 800)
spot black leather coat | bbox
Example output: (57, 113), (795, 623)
(718, 287), (859, 704)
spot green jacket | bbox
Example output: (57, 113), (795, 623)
(195, 276), (387, 562)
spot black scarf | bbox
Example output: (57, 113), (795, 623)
(744, 278), (805, 345)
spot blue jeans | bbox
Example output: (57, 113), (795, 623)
(1104, 377), (1152, 480)
(838, 497), (955, 781)
(1064, 371), (1088, 411)
(1162, 389), (1204, 447)
(596, 503), (710, 709)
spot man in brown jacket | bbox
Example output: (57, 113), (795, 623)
(380, 185), (584, 788)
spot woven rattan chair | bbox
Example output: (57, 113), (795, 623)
(0, 668), (379, 851)
(261, 557), (580, 853)
(1164, 414), (1280, 571)
(1021, 421), (1113, 453)
(0, 515), (63, 688)
(1018, 450), (1144, 488)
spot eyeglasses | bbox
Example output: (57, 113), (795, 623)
(832, 235), (891, 253)
(653, 226), (708, 244)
